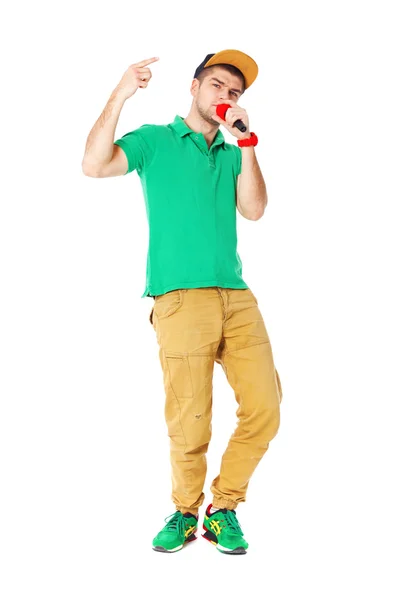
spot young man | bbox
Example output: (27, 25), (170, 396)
(82, 49), (283, 555)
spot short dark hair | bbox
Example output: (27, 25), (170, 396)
(196, 64), (245, 94)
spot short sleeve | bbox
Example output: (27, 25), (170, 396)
(114, 125), (154, 175)
(233, 144), (242, 176)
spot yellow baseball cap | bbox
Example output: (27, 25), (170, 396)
(193, 49), (258, 91)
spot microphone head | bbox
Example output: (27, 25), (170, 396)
(216, 104), (231, 120)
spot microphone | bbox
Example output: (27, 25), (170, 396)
(216, 103), (247, 132)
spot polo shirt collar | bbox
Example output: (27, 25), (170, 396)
(170, 115), (226, 149)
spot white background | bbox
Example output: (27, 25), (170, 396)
(1, 0), (399, 598)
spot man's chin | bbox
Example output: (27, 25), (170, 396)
(198, 108), (219, 126)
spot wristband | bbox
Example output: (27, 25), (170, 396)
(237, 132), (258, 147)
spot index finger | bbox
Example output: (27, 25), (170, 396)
(135, 57), (159, 68)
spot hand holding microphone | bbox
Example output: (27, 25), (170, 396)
(216, 104), (247, 132)
(213, 100), (251, 139)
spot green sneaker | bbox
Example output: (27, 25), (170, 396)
(202, 503), (249, 554)
(152, 510), (198, 553)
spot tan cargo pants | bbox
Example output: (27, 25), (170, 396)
(149, 286), (282, 514)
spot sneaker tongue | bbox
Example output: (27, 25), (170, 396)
(182, 511), (198, 520)
(208, 507), (237, 516)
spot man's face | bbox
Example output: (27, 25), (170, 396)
(193, 68), (244, 126)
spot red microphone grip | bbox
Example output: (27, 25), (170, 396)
(215, 104), (247, 132)
(216, 104), (230, 119)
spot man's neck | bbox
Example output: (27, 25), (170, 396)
(183, 113), (219, 148)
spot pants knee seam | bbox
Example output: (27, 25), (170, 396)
(223, 339), (270, 357)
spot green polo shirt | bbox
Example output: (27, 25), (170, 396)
(114, 115), (250, 298)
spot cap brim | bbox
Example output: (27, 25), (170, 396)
(204, 49), (258, 90)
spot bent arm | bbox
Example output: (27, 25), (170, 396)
(82, 87), (128, 177)
(236, 146), (268, 220)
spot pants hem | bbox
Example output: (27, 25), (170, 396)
(211, 496), (240, 510)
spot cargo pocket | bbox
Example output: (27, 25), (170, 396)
(154, 289), (184, 320)
(165, 354), (193, 398)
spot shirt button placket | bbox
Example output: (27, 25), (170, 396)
(208, 147), (216, 169)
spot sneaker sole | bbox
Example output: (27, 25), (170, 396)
(202, 526), (247, 554)
(152, 532), (197, 553)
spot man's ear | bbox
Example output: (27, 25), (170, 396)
(190, 78), (200, 97)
